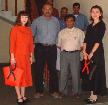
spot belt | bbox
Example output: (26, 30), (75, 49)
(63, 50), (79, 53)
(36, 43), (55, 47)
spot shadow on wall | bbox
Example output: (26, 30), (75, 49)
(103, 18), (108, 88)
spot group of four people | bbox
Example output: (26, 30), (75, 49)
(9, 2), (106, 105)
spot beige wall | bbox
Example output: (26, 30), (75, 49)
(2, 0), (25, 15)
(55, 0), (108, 87)
(0, 0), (2, 10)
(0, 19), (12, 63)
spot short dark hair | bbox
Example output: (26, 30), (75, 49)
(73, 2), (80, 8)
(43, 2), (53, 8)
(64, 14), (76, 21)
(15, 10), (31, 26)
(60, 7), (68, 12)
(90, 5), (103, 21)
(47, 0), (53, 2)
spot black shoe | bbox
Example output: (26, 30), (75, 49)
(17, 102), (24, 105)
(23, 97), (30, 103)
(86, 99), (98, 104)
(17, 98), (24, 105)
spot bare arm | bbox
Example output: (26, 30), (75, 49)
(91, 43), (99, 53)
(88, 43), (99, 59)
(82, 43), (88, 60)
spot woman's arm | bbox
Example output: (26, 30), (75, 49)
(29, 29), (34, 64)
(89, 22), (105, 59)
(10, 53), (16, 64)
(83, 43), (88, 60)
(10, 27), (17, 64)
(88, 43), (99, 60)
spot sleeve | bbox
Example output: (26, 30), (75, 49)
(31, 20), (37, 37)
(80, 30), (85, 47)
(95, 22), (106, 43)
(10, 27), (17, 54)
(56, 19), (60, 34)
(56, 19), (60, 44)
(57, 31), (62, 47)
(84, 26), (89, 43)
(29, 29), (34, 53)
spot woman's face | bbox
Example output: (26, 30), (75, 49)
(20, 15), (28, 26)
(91, 8), (102, 20)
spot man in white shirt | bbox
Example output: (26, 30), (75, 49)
(57, 14), (84, 97)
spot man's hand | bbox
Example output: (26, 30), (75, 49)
(83, 51), (88, 60)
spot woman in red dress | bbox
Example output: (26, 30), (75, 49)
(10, 11), (34, 105)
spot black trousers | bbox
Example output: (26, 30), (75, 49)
(34, 43), (59, 93)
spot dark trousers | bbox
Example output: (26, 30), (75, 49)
(34, 43), (59, 93)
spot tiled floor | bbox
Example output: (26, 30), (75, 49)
(0, 63), (108, 105)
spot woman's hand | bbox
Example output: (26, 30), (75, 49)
(30, 53), (33, 64)
(10, 53), (16, 65)
(10, 57), (16, 65)
(30, 56), (33, 64)
(88, 52), (93, 60)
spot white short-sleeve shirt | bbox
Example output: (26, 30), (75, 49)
(57, 27), (85, 51)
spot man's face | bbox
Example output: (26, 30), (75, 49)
(42, 4), (53, 17)
(61, 9), (68, 18)
(73, 6), (80, 14)
(66, 17), (75, 28)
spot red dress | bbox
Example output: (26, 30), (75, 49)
(10, 25), (34, 87)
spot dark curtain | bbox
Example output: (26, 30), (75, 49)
(31, 0), (39, 20)
(25, 0), (39, 21)
(25, 0), (31, 19)
(35, 0), (47, 16)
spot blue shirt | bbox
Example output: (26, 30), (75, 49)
(58, 18), (66, 30)
(31, 16), (60, 44)
(73, 13), (89, 31)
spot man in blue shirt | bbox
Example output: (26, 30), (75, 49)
(31, 3), (61, 99)
(72, 2), (89, 31)
(59, 7), (68, 30)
